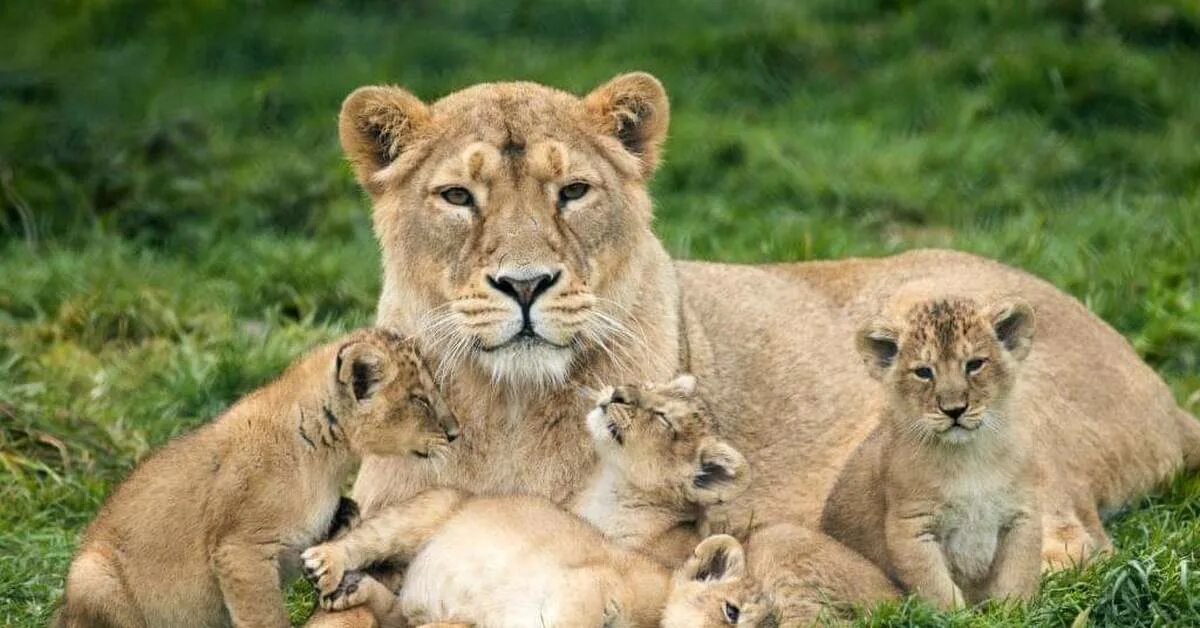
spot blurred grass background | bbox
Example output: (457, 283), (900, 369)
(1, 0), (1198, 625)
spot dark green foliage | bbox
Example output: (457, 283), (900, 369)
(1, 0), (1198, 625)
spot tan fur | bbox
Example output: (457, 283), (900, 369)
(744, 524), (900, 626)
(316, 74), (1200, 624)
(302, 490), (770, 628)
(822, 297), (1042, 608)
(572, 374), (750, 564)
(55, 329), (458, 628)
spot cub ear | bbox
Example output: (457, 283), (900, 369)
(336, 341), (398, 402)
(989, 299), (1036, 361)
(678, 535), (747, 583)
(583, 72), (670, 178)
(663, 373), (697, 396)
(856, 319), (900, 380)
(339, 85), (432, 197)
(687, 439), (750, 505)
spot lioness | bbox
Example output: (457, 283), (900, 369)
(55, 329), (459, 628)
(822, 297), (1041, 608)
(314, 72), (1199, 622)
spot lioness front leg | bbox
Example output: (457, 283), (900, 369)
(211, 541), (290, 628)
(986, 510), (1042, 600)
(885, 512), (963, 610)
(303, 489), (467, 595)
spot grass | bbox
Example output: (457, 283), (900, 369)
(1, 0), (1198, 625)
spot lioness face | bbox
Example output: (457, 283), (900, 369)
(857, 298), (1035, 445)
(338, 74), (670, 387)
(585, 375), (750, 506)
(333, 330), (460, 459)
(664, 535), (777, 628)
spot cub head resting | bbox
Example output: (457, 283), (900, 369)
(332, 329), (460, 458)
(664, 534), (777, 628)
(856, 297), (1036, 445)
(585, 374), (750, 507)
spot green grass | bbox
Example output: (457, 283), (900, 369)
(2, 0), (1199, 625)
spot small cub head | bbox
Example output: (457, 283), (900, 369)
(663, 535), (776, 628)
(331, 329), (460, 458)
(856, 297), (1035, 445)
(585, 374), (750, 507)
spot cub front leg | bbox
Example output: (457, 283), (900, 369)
(986, 508), (1042, 601)
(884, 510), (963, 610)
(211, 541), (290, 628)
(303, 489), (466, 598)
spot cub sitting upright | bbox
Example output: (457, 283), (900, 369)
(56, 328), (459, 628)
(821, 297), (1041, 609)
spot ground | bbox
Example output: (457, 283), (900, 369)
(1, 1), (1198, 626)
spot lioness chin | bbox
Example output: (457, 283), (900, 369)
(310, 72), (1200, 624)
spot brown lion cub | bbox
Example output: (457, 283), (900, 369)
(300, 375), (769, 627)
(302, 490), (772, 628)
(573, 374), (751, 564)
(821, 297), (1041, 609)
(56, 329), (459, 628)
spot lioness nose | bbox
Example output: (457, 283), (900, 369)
(488, 270), (561, 308)
(941, 405), (967, 420)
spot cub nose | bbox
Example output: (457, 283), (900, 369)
(444, 426), (460, 443)
(488, 270), (561, 308)
(941, 405), (968, 421)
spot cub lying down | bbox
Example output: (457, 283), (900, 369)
(302, 375), (771, 627)
(822, 297), (1041, 609)
(55, 329), (459, 628)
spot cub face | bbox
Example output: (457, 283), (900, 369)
(857, 298), (1035, 445)
(663, 535), (776, 628)
(585, 374), (750, 506)
(331, 329), (460, 458)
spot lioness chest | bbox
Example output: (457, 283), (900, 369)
(933, 472), (1023, 584)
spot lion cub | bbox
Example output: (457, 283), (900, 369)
(821, 297), (1041, 609)
(301, 375), (770, 627)
(573, 374), (751, 564)
(56, 329), (459, 628)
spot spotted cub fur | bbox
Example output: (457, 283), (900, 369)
(55, 329), (458, 628)
(822, 297), (1041, 609)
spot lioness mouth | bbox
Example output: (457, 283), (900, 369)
(480, 333), (570, 352)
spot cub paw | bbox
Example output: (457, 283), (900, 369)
(320, 569), (368, 611)
(301, 543), (349, 595)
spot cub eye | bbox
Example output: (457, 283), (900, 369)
(913, 366), (935, 381)
(558, 182), (590, 204)
(410, 395), (432, 411)
(966, 358), (987, 374)
(440, 187), (474, 206)
(723, 601), (740, 624)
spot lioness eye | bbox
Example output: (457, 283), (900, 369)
(558, 182), (590, 204)
(440, 187), (474, 206)
(723, 601), (740, 624)
(966, 358), (987, 374)
(913, 366), (934, 381)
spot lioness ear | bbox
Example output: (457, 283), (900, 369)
(856, 320), (900, 380)
(583, 72), (670, 178)
(339, 85), (432, 197)
(687, 439), (750, 505)
(336, 341), (398, 402)
(678, 535), (746, 583)
(989, 299), (1036, 361)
